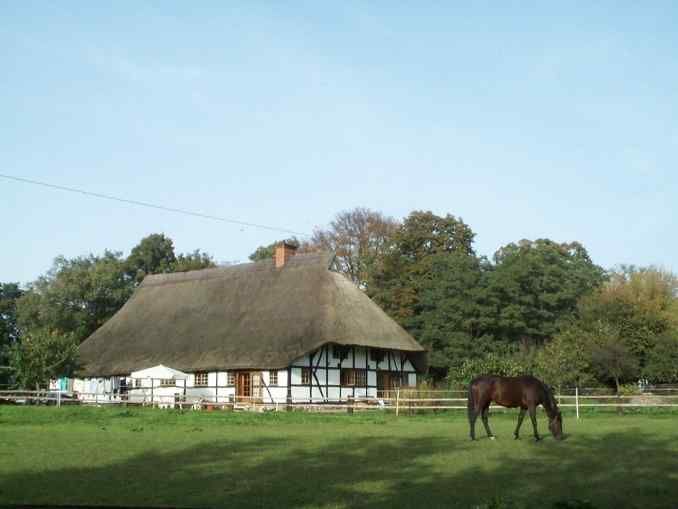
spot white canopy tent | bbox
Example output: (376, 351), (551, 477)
(130, 364), (189, 381)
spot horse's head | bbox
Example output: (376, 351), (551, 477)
(549, 410), (563, 440)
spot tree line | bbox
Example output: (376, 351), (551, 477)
(0, 234), (214, 388)
(2, 208), (677, 392)
(251, 208), (678, 392)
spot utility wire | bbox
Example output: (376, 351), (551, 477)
(0, 173), (310, 237)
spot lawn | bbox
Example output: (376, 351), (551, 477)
(1, 407), (676, 509)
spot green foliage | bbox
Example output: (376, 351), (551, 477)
(415, 253), (493, 371)
(248, 242), (278, 262)
(578, 266), (678, 369)
(368, 210), (476, 329)
(448, 342), (534, 386)
(9, 234), (215, 388)
(643, 334), (678, 383)
(486, 239), (605, 347)
(17, 252), (133, 343)
(0, 283), (22, 385)
(125, 233), (177, 282)
(534, 326), (594, 389)
(617, 383), (642, 396)
(590, 331), (640, 393)
(171, 250), (216, 273)
(8, 329), (78, 389)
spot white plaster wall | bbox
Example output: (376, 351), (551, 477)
(327, 368), (340, 386)
(291, 386), (310, 401)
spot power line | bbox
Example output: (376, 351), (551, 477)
(0, 173), (310, 237)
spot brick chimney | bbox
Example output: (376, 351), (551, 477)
(274, 241), (298, 268)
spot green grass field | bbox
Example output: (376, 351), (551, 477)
(1, 407), (676, 509)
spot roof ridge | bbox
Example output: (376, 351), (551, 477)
(141, 251), (332, 288)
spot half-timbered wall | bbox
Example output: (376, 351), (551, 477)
(288, 345), (417, 403)
(73, 346), (416, 405)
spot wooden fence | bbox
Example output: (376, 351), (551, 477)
(2, 387), (678, 418)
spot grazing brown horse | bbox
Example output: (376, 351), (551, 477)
(468, 375), (563, 441)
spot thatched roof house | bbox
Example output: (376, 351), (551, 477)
(78, 247), (427, 381)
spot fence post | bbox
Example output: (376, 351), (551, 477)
(395, 388), (400, 417)
(347, 396), (354, 415)
(575, 386), (579, 420)
(57, 390), (61, 408)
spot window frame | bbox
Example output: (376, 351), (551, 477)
(194, 371), (208, 387)
(301, 367), (311, 385)
(269, 370), (278, 386)
(159, 379), (175, 387)
(340, 368), (367, 387)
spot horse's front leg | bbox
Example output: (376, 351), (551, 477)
(528, 406), (541, 441)
(481, 406), (495, 439)
(514, 408), (526, 439)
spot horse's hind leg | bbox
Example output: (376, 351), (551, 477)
(514, 408), (526, 439)
(468, 408), (479, 441)
(528, 405), (541, 441)
(481, 406), (495, 439)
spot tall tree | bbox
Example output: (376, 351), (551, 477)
(0, 283), (22, 385)
(368, 210), (476, 325)
(576, 266), (678, 374)
(485, 239), (605, 347)
(590, 327), (640, 394)
(311, 208), (399, 288)
(17, 252), (133, 343)
(9, 329), (79, 390)
(643, 334), (678, 383)
(415, 253), (494, 372)
(126, 233), (177, 282)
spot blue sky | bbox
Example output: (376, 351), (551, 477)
(1, 2), (676, 284)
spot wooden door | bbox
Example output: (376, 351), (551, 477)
(377, 371), (393, 398)
(236, 372), (251, 400)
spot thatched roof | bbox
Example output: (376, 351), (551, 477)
(78, 252), (427, 376)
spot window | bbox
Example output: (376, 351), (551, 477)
(194, 371), (208, 387)
(370, 348), (385, 363)
(301, 368), (311, 385)
(332, 345), (349, 361)
(227, 372), (235, 386)
(394, 373), (411, 387)
(340, 369), (367, 387)
(134, 379), (142, 388)
(269, 371), (278, 386)
(160, 379), (175, 387)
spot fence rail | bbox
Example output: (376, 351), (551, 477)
(2, 388), (678, 418)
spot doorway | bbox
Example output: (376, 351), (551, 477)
(377, 371), (395, 399)
(236, 372), (251, 401)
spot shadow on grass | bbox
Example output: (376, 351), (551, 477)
(1, 418), (676, 509)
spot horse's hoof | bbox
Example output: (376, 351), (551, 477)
(534, 437), (542, 442)
(489, 436), (496, 440)
(514, 435), (520, 440)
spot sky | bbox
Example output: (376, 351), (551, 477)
(1, 2), (677, 284)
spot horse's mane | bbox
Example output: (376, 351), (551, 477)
(543, 383), (559, 415)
